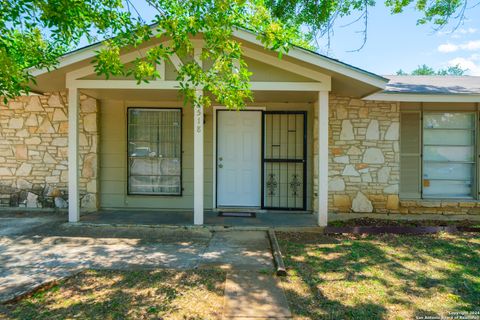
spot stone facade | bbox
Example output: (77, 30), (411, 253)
(399, 200), (480, 215)
(314, 94), (401, 213)
(0, 92), (99, 210)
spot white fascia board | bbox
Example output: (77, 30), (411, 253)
(364, 92), (480, 102)
(31, 43), (104, 77)
(233, 28), (388, 89)
(33, 27), (387, 92)
(250, 82), (328, 91)
(242, 46), (331, 88)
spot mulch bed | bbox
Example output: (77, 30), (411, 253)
(325, 218), (480, 234)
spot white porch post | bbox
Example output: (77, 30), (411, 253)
(193, 89), (204, 225)
(318, 91), (329, 226)
(68, 87), (80, 222)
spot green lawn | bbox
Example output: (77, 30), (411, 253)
(278, 232), (480, 320)
(0, 269), (226, 320)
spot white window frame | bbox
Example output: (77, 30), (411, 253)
(421, 111), (478, 199)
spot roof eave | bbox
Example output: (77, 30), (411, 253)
(232, 28), (388, 90)
(364, 92), (480, 102)
(31, 28), (388, 91)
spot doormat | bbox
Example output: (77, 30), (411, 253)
(218, 212), (256, 218)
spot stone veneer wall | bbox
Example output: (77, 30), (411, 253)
(0, 92), (99, 210)
(399, 199), (480, 215)
(314, 94), (400, 213)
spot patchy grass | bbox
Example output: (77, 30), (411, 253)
(278, 232), (480, 320)
(0, 269), (226, 320)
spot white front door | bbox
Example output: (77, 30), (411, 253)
(217, 110), (262, 207)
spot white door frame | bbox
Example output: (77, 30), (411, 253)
(212, 106), (266, 209)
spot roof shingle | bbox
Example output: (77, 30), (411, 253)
(383, 75), (480, 95)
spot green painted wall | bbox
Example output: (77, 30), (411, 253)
(99, 100), (314, 210)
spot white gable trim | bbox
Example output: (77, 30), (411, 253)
(242, 46), (331, 89)
(233, 29), (387, 89)
(32, 29), (386, 91)
(31, 44), (103, 77)
(62, 37), (332, 91)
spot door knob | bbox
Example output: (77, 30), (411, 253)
(218, 164), (223, 168)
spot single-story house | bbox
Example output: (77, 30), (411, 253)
(1, 29), (480, 226)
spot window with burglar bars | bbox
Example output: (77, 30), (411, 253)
(127, 108), (182, 195)
(263, 112), (306, 210)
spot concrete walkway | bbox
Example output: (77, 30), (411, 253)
(0, 215), (292, 318)
(224, 272), (292, 319)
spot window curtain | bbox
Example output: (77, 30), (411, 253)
(127, 109), (181, 195)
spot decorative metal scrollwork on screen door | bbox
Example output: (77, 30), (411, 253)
(263, 112), (307, 210)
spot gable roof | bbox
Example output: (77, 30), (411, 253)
(30, 28), (388, 97)
(364, 75), (480, 102)
(232, 29), (388, 89)
(383, 75), (480, 94)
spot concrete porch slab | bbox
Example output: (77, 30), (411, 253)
(80, 210), (318, 229)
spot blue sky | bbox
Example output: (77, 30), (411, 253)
(314, 4), (480, 76)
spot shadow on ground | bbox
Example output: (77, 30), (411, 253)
(277, 232), (480, 319)
(0, 215), (274, 303)
(0, 269), (226, 319)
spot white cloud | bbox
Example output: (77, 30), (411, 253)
(459, 28), (477, 34)
(470, 53), (480, 61)
(438, 27), (477, 38)
(448, 57), (480, 75)
(462, 40), (480, 51)
(438, 43), (459, 53)
(452, 28), (478, 38)
(438, 39), (480, 53)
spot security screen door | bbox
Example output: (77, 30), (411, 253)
(263, 112), (307, 210)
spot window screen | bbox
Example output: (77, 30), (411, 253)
(422, 113), (475, 198)
(127, 109), (182, 195)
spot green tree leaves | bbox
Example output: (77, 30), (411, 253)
(1, 0), (307, 109)
(0, 0), (475, 107)
(396, 64), (467, 75)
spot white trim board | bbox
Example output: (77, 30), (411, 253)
(233, 28), (387, 89)
(68, 79), (328, 91)
(32, 28), (386, 90)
